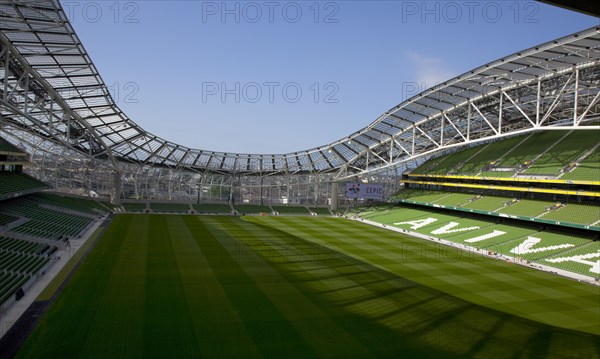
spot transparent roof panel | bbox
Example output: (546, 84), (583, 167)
(1, 0), (598, 174)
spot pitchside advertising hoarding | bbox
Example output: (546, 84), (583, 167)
(345, 183), (384, 200)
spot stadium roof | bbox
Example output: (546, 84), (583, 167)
(537, 1), (600, 18)
(1, 1), (599, 177)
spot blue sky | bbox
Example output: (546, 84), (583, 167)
(64, 1), (599, 154)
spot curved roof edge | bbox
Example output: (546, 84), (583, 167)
(0, 1), (599, 175)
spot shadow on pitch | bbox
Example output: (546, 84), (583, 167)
(243, 218), (600, 359)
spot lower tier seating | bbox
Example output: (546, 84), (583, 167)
(360, 205), (599, 277)
(0, 236), (57, 305)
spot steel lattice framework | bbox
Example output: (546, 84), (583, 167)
(1, 0), (599, 204)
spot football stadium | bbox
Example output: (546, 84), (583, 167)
(0, 1), (599, 358)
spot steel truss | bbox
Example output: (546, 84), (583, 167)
(336, 63), (600, 181)
(0, 0), (599, 206)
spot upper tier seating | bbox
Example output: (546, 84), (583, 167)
(0, 137), (24, 154)
(0, 172), (49, 198)
(412, 130), (599, 180)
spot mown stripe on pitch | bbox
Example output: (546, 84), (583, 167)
(206, 216), (380, 358)
(183, 216), (319, 358)
(235, 217), (466, 357)
(167, 215), (262, 358)
(143, 215), (200, 358)
(313, 218), (600, 335)
(260, 216), (600, 331)
(243, 216), (600, 357)
(327, 219), (599, 324)
(322, 219), (600, 333)
(78, 214), (149, 357)
(16, 214), (141, 358)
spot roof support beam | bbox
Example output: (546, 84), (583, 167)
(502, 90), (536, 128)
(539, 73), (574, 126)
(470, 102), (499, 136)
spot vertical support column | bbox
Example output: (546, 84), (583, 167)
(259, 175), (264, 206)
(389, 135), (394, 164)
(228, 174), (235, 206)
(3, 49), (9, 102)
(286, 173), (290, 203)
(574, 67), (579, 126)
(112, 170), (122, 205)
(536, 79), (541, 127)
(440, 115), (444, 146)
(411, 126), (416, 156)
(167, 171), (173, 200)
(467, 102), (471, 141)
(313, 174), (319, 206)
(217, 177), (222, 201)
(24, 75), (29, 115)
(144, 168), (149, 199)
(498, 92), (503, 134)
(198, 173), (204, 203)
(330, 181), (339, 211)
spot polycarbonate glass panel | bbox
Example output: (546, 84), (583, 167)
(547, 56), (587, 68)
(154, 145), (173, 159)
(442, 85), (469, 97)
(43, 46), (81, 55)
(4, 32), (40, 43)
(418, 96), (453, 111)
(69, 76), (99, 87)
(111, 141), (142, 155)
(218, 156), (233, 169)
(178, 151), (194, 165)
(25, 55), (56, 65)
(102, 131), (128, 143)
(195, 153), (212, 167)
(63, 67), (95, 76)
(85, 118), (106, 127)
(0, 4), (19, 16)
(37, 33), (75, 44)
(256, 156), (269, 171)
(308, 151), (326, 166)
(64, 98), (86, 108)
(296, 153), (311, 167)
(88, 107), (118, 118)
(285, 156), (300, 171)
(168, 147), (185, 163)
(392, 109), (421, 122)
(47, 78), (75, 89)
(244, 155), (260, 170)
(77, 85), (107, 97)
(333, 143), (357, 159)
(84, 97), (111, 107)
(2, 19), (33, 32)
(373, 121), (398, 135)
(272, 155), (286, 170)
(353, 134), (379, 147)
(18, 44), (56, 55)
(17, 5), (58, 20)
(94, 115), (125, 125)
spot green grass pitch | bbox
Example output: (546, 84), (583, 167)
(16, 215), (600, 358)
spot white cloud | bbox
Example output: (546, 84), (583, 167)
(405, 50), (456, 90)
